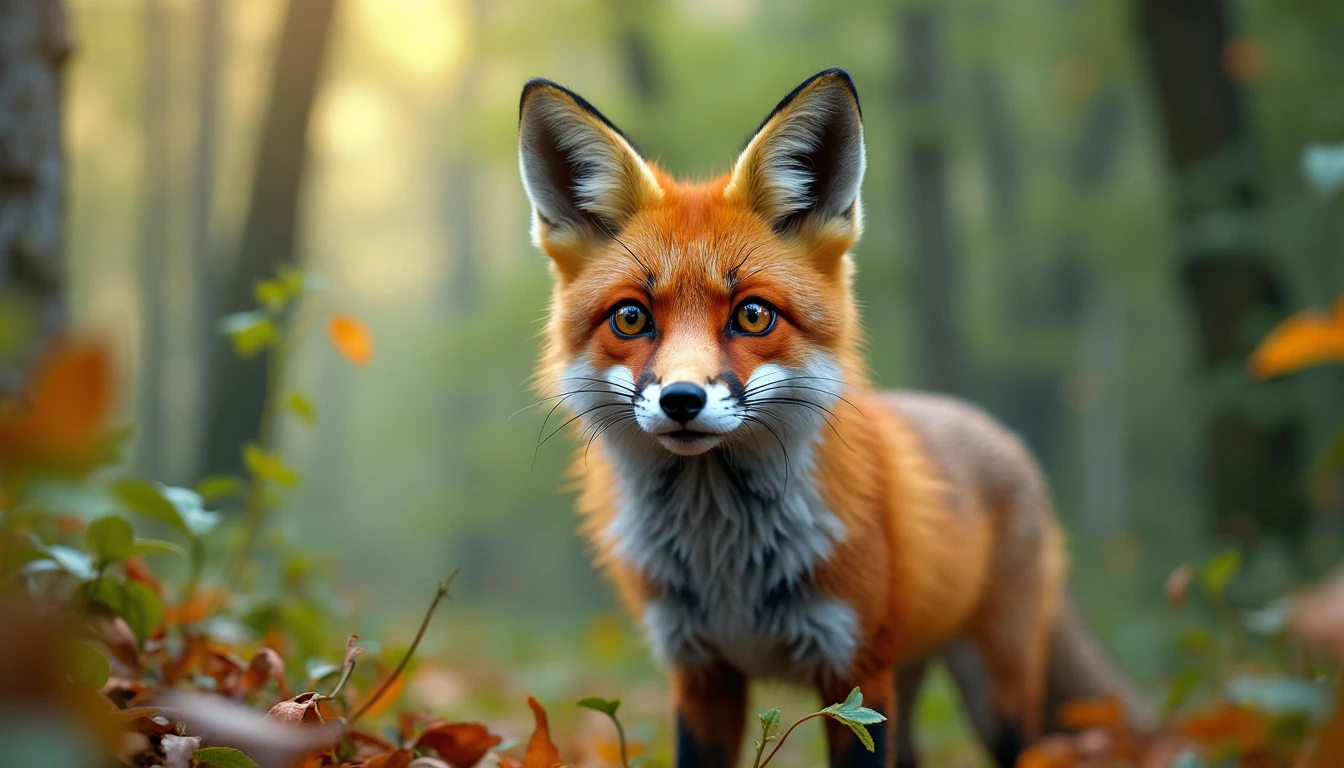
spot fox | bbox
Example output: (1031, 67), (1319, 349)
(516, 69), (1148, 768)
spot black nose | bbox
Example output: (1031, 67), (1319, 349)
(660, 382), (706, 423)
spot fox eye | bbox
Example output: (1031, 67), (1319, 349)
(731, 299), (776, 335)
(611, 302), (653, 337)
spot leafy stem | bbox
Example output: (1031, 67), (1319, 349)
(755, 688), (885, 768)
(347, 570), (458, 726)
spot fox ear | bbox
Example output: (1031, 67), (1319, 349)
(518, 79), (662, 253)
(726, 69), (865, 238)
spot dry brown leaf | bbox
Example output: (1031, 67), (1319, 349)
(364, 750), (416, 768)
(160, 690), (341, 768)
(415, 721), (502, 768)
(239, 647), (292, 700)
(1178, 702), (1267, 752)
(268, 691), (325, 725)
(1057, 696), (1124, 731)
(522, 696), (562, 768)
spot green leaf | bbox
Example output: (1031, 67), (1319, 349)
(82, 578), (164, 645)
(820, 687), (886, 753)
(65, 641), (110, 691)
(194, 747), (261, 768)
(42, 545), (95, 580)
(254, 279), (288, 312)
(242, 443), (301, 487)
(112, 478), (182, 532)
(277, 264), (307, 298)
(220, 310), (277, 358)
(285, 392), (317, 425)
(1164, 668), (1202, 712)
(161, 486), (221, 537)
(1201, 549), (1242, 597)
(196, 474), (245, 502)
(130, 538), (186, 558)
(577, 696), (621, 716)
(86, 515), (135, 563)
(758, 707), (781, 734)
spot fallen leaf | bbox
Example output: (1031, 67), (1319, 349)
(1179, 702), (1267, 752)
(159, 691), (341, 768)
(1301, 678), (1344, 768)
(239, 647), (292, 700)
(1057, 696), (1123, 731)
(327, 314), (373, 366)
(1249, 296), (1344, 379)
(267, 691), (325, 725)
(415, 721), (502, 768)
(1016, 734), (1077, 768)
(522, 696), (562, 768)
(365, 750), (416, 768)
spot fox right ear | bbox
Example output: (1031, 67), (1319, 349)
(517, 80), (662, 259)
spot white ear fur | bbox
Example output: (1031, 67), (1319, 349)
(725, 70), (865, 233)
(518, 80), (662, 242)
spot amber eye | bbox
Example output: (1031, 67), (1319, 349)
(611, 302), (653, 337)
(731, 299), (776, 335)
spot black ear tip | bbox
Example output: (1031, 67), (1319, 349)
(810, 67), (861, 115)
(520, 77), (563, 117)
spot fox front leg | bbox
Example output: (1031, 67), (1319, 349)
(673, 664), (747, 768)
(819, 668), (896, 768)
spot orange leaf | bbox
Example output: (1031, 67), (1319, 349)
(1179, 702), (1267, 752)
(0, 338), (115, 472)
(1057, 695), (1123, 731)
(239, 647), (292, 700)
(522, 696), (562, 768)
(1301, 680), (1344, 768)
(327, 314), (373, 366)
(350, 669), (406, 721)
(364, 749), (416, 768)
(1249, 296), (1344, 380)
(267, 692), (325, 725)
(415, 721), (502, 768)
(1016, 735), (1078, 768)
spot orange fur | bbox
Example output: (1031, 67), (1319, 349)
(520, 71), (1078, 767)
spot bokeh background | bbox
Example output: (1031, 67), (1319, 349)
(12, 0), (1344, 763)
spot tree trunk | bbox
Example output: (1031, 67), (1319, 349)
(1137, 0), (1308, 544)
(138, 0), (169, 476)
(898, 9), (964, 395)
(204, 0), (336, 474)
(0, 0), (71, 387)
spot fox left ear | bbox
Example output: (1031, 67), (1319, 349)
(726, 68), (865, 241)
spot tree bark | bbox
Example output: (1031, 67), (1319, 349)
(205, 0), (336, 474)
(0, 0), (71, 387)
(1137, 0), (1308, 543)
(898, 9), (965, 396)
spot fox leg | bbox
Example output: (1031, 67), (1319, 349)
(964, 523), (1062, 766)
(818, 666), (896, 768)
(893, 660), (927, 768)
(673, 664), (747, 768)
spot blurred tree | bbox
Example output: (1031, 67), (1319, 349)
(0, 0), (71, 387)
(205, 0), (336, 475)
(898, 7), (964, 395)
(138, 0), (169, 476)
(187, 0), (224, 484)
(1137, 0), (1308, 545)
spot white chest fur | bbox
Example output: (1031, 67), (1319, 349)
(604, 440), (859, 681)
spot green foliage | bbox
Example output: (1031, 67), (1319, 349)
(64, 641), (110, 691)
(194, 747), (262, 768)
(1201, 549), (1243, 597)
(578, 696), (631, 768)
(820, 688), (887, 753)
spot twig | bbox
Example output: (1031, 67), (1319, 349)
(757, 712), (825, 768)
(328, 634), (362, 700)
(347, 571), (458, 725)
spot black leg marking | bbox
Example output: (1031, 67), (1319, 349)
(988, 724), (1025, 768)
(675, 714), (730, 768)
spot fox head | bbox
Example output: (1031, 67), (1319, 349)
(519, 69), (866, 459)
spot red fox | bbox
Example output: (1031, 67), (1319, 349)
(517, 69), (1147, 768)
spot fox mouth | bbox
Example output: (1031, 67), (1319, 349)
(661, 429), (716, 440)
